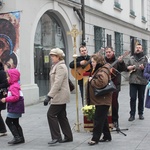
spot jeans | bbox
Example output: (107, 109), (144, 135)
(129, 84), (146, 116)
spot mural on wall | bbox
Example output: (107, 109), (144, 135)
(0, 11), (20, 70)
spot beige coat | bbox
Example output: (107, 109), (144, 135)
(86, 64), (112, 106)
(48, 60), (70, 104)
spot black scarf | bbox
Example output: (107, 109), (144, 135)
(134, 52), (144, 60)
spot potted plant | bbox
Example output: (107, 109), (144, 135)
(81, 105), (95, 131)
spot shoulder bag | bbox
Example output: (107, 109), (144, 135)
(93, 69), (116, 96)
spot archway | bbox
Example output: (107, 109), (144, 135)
(34, 11), (66, 97)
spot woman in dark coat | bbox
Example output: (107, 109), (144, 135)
(86, 53), (112, 145)
(143, 61), (150, 108)
(0, 62), (9, 136)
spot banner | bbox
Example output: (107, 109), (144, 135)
(0, 11), (20, 70)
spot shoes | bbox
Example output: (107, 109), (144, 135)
(59, 138), (73, 143)
(139, 115), (144, 120)
(48, 139), (62, 145)
(88, 140), (98, 146)
(0, 132), (7, 137)
(8, 137), (24, 144)
(99, 138), (111, 142)
(128, 116), (135, 121)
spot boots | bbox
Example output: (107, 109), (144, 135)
(17, 126), (25, 143)
(8, 125), (23, 144)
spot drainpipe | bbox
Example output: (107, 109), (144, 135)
(73, 0), (85, 45)
(81, 0), (85, 44)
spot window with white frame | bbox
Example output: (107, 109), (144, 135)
(141, 0), (146, 21)
(130, 0), (135, 16)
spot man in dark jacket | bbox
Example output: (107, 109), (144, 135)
(127, 44), (148, 121)
(69, 45), (90, 106)
(105, 47), (127, 128)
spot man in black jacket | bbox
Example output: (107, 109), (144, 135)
(69, 45), (90, 106)
(105, 47), (127, 129)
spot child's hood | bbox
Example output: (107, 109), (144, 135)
(7, 69), (20, 85)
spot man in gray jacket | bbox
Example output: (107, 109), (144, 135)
(127, 44), (148, 121)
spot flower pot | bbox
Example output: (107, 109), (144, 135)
(83, 115), (94, 132)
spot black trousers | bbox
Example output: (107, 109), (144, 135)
(0, 111), (7, 133)
(79, 84), (84, 106)
(129, 84), (146, 116)
(92, 105), (111, 142)
(112, 91), (119, 123)
(47, 104), (73, 140)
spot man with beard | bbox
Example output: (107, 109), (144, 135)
(105, 47), (127, 129)
(127, 44), (148, 121)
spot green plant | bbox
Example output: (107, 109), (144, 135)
(81, 105), (95, 121)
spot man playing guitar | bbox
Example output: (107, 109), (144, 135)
(105, 47), (127, 129)
(69, 45), (90, 106)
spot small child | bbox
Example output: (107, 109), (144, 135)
(1, 69), (25, 144)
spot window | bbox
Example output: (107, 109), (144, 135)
(115, 32), (123, 57)
(141, 0), (146, 22)
(130, 0), (136, 17)
(94, 26), (105, 52)
(107, 34), (112, 47)
(114, 0), (122, 10)
(142, 39), (147, 55)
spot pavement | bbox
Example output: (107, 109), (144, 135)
(1, 81), (150, 150)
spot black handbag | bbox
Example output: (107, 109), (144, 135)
(94, 80), (116, 96)
(93, 69), (116, 96)
(68, 79), (75, 92)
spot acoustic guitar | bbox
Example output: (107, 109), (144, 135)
(71, 48), (105, 80)
(108, 50), (131, 75)
(71, 60), (91, 80)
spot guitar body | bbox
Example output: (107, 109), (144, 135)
(71, 63), (91, 80)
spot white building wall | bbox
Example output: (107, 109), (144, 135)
(0, 0), (82, 105)
(0, 0), (150, 104)
(84, 0), (150, 54)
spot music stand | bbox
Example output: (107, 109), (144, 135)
(111, 122), (128, 136)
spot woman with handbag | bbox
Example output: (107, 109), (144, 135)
(86, 53), (112, 146)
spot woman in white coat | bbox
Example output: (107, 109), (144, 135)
(44, 48), (73, 145)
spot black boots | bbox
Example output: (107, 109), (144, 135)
(8, 125), (25, 144)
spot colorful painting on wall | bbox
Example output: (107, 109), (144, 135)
(0, 11), (20, 70)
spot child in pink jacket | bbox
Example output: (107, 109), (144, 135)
(1, 69), (25, 144)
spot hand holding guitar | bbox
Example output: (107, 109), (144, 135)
(128, 64), (144, 74)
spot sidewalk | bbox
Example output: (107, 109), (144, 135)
(0, 81), (150, 150)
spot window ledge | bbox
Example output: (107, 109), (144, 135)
(130, 14), (136, 19)
(98, 0), (105, 3)
(114, 6), (122, 12)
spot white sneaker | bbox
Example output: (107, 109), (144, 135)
(0, 132), (7, 137)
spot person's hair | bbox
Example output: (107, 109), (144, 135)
(91, 53), (106, 65)
(136, 43), (142, 47)
(105, 46), (113, 51)
(58, 55), (64, 60)
(0, 50), (17, 67)
(79, 45), (86, 52)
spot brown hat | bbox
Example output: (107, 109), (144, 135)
(49, 48), (65, 57)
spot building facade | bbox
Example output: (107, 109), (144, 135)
(0, 0), (149, 105)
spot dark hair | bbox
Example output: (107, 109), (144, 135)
(0, 50), (17, 67)
(105, 46), (113, 51)
(79, 45), (86, 52)
(0, 61), (4, 70)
